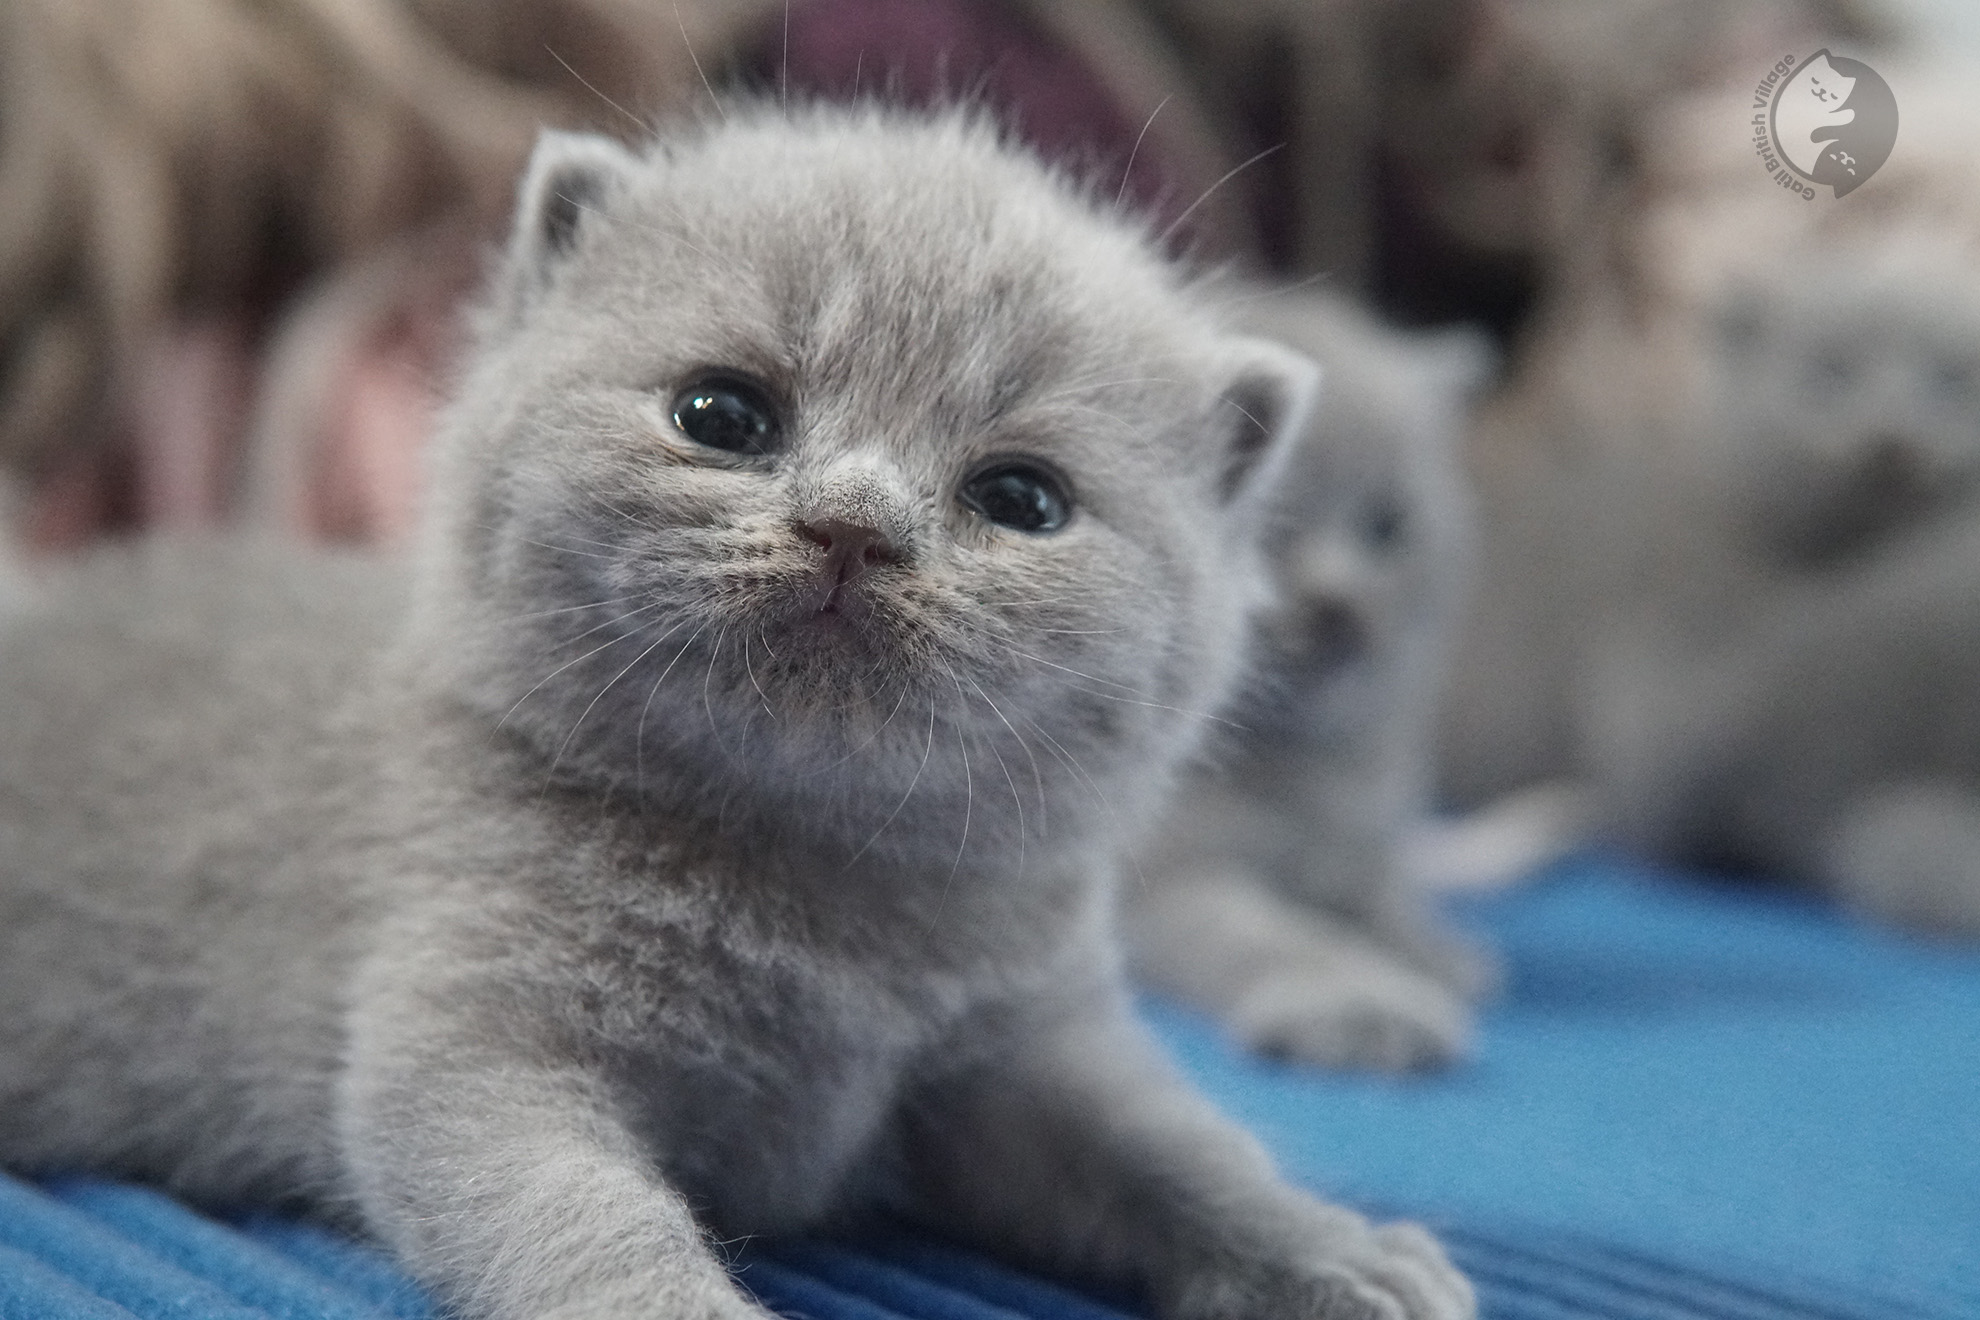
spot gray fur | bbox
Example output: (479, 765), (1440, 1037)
(1122, 291), (1493, 1071)
(1592, 500), (1980, 935)
(0, 107), (1471, 1320)
(1585, 260), (1980, 935)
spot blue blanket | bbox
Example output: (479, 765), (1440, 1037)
(5, 858), (1976, 1320)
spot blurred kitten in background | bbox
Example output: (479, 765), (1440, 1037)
(1122, 289), (1497, 1071)
(1440, 59), (1980, 937)
(1587, 246), (1980, 936)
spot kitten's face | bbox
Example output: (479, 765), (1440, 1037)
(1711, 267), (1980, 563)
(1239, 309), (1479, 744)
(421, 109), (1314, 858)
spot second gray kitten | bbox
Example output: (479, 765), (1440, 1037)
(0, 107), (1472, 1320)
(1588, 259), (1980, 935)
(1123, 291), (1493, 1071)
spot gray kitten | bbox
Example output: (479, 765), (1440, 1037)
(1122, 291), (1492, 1072)
(0, 107), (1472, 1320)
(1587, 260), (1980, 935)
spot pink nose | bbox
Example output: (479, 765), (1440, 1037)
(798, 518), (898, 585)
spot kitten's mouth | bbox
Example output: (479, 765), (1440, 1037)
(795, 577), (874, 627)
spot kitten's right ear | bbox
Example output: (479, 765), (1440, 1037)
(501, 130), (642, 301)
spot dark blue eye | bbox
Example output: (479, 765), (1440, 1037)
(958, 462), (1073, 534)
(672, 377), (780, 455)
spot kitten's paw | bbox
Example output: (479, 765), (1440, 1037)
(1229, 960), (1472, 1072)
(1384, 923), (1504, 1002)
(1822, 782), (1980, 936)
(1174, 1219), (1475, 1320)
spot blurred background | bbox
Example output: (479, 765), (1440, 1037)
(5, 0), (1980, 931)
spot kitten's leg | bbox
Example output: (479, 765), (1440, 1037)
(1123, 866), (1471, 1071)
(1818, 780), (1980, 936)
(339, 985), (770, 1320)
(901, 994), (1474, 1320)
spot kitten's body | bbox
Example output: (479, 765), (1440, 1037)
(0, 107), (1469, 1320)
(1123, 292), (1491, 1071)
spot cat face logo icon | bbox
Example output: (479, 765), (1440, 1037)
(1751, 50), (1898, 198)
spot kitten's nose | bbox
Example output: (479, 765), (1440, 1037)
(1302, 597), (1369, 673)
(799, 517), (899, 586)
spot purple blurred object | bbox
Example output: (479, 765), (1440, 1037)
(754, 0), (1208, 249)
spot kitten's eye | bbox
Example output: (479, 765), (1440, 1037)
(672, 377), (780, 455)
(958, 462), (1073, 534)
(1362, 495), (1407, 551)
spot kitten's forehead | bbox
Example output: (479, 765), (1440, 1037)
(581, 109), (1212, 414)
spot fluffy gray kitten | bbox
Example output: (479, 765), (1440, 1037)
(1588, 260), (1980, 935)
(0, 107), (1472, 1320)
(1122, 291), (1492, 1072)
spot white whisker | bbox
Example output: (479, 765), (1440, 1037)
(518, 536), (616, 561)
(549, 599), (670, 652)
(544, 618), (693, 788)
(636, 622), (709, 794)
(495, 607), (667, 732)
(673, 2), (730, 122)
(1004, 648), (1142, 695)
(1116, 94), (1171, 209)
(500, 594), (644, 624)
(545, 46), (648, 133)
(929, 707), (973, 930)
(742, 630), (776, 723)
(800, 682), (911, 778)
(1020, 710), (1149, 894)
(701, 624), (732, 756)
(843, 699), (937, 871)
(961, 671), (1047, 836)
(950, 664), (1023, 880)
(1055, 681), (1250, 731)
(1159, 142), (1286, 248)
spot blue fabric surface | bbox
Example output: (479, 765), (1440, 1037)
(1143, 857), (1980, 1317)
(3, 859), (1976, 1319)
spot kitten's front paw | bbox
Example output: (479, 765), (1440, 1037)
(1229, 958), (1472, 1072)
(1382, 922), (1504, 1002)
(1174, 1219), (1475, 1320)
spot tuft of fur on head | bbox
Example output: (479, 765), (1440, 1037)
(405, 102), (1318, 869)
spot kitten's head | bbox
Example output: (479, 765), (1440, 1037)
(416, 105), (1317, 864)
(1710, 261), (1980, 565)
(1230, 294), (1483, 748)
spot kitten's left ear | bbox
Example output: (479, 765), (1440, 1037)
(1213, 337), (1323, 505)
(500, 130), (643, 304)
